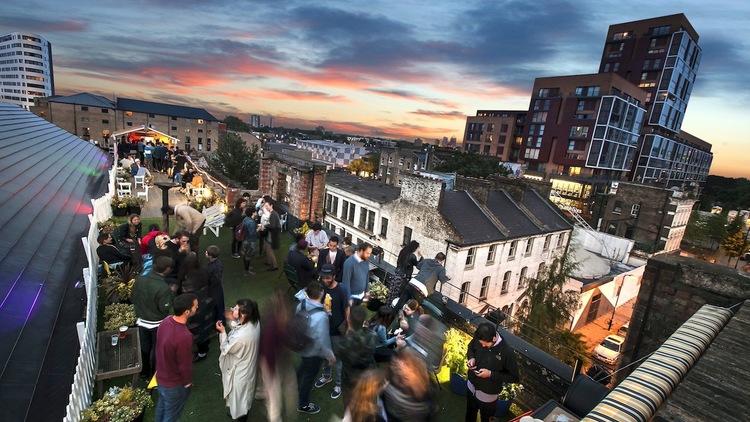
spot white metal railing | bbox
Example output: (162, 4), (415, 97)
(63, 148), (117, 421)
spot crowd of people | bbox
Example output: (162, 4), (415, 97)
(96, 189), (518, 421)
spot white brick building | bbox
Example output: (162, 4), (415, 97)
(323, 172), (573, 316)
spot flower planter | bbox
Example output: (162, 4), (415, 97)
(449, 372), (467, 396)
(127, 206), (142, 215)
(113, 207), (128, 217)
(495, 399), (511, 417)
(366, 298), (384, 312)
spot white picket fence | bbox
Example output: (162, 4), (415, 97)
(63, 147), (118, 422)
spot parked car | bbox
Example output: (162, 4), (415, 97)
(617, 322), (629, 337)
(593, 335), (625, 365)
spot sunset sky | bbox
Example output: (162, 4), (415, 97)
(1, 0), (748, 177)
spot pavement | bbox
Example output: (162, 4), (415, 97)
(140, 172), (188, 218)
(575, 298), (636, 367)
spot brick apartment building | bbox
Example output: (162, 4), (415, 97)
(31, 92), (220, 152)
(259, 147), (327, 223)
(599, 181), (696, 252)
(462, 110), (526, 160)
(377, 142), (433, 186)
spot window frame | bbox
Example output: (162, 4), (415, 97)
(508, 240), (517, 260)
(459, 282), (470, 305)
(465, 247), (476, 268)
(480, 276), (490, 300)
(487, 244), (497, 264)
(501, 271), (511, 294)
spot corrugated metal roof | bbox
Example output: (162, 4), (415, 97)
(116, 97), (218, 121)
(0, 103), (109, 420)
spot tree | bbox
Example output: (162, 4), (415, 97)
(223, 115), (250, 133)
(684, 211), (727, 250)
(434, 151), (511, 179)
(348, 153), (379, 177)
(208, 132), (259, 189)
(514, 258), (588, 366)
(721, 215), (748, 266)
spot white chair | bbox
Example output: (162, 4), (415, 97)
(136, 185), (150, 202)
(134, 175), (145, 189)
(117, 182), (132, 197)
(202, 204), (225, 237)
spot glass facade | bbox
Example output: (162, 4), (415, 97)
(586, 95), (646, 171)
(634, 134), (712, 186)
(648, 31), (701, 133)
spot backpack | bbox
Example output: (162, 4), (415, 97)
(234, 223), (247, 241)
(286, 300), (324, 352)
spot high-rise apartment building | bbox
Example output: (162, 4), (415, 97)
(0, 32), (54, 109)
(598, 14), (712, 188)
(462, 110), (526, 160)
(519, 72), (647, 214)
(249, 114), (261, 127)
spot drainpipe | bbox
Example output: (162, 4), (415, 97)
(308, 167), (315, 222)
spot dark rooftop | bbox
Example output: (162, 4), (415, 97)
(117, 97), (218, 121)
(655, 301), (750, 422)
(0, 103), (109, 421)
(440, 190), (503, 245)
(326, 171), (401, 203)
(327, 172), (571, 246)
(47, 92), (115, 108)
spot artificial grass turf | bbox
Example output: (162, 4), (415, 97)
(106, 219), (474, 421)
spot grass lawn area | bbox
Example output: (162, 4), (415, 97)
(106, 218), (482, 421)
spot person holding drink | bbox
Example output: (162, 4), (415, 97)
(216, 299), (261, 422)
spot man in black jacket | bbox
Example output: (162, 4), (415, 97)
(466, 322), (517, 422)
(317, 236), (345, 282)
(287, 240), (316, 288)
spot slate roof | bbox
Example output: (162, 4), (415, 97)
(327, 172), (571, 246)
(327, 171), (400, 203)
(441, 188), (572, 246)
(440, 190), (503, 245)
(47, 92), (116, 108)
(117, 97), (218, 121)
(0, 103), (109, 421)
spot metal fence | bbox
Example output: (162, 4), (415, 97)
(62, 151), (117, 421)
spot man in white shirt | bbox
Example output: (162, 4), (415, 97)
(305, 222), (329, 250)
(318, 236), (345, 281)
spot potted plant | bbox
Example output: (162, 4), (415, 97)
(443, 327), (472, 395)
(125, 196), (145, 215)
(82, 385), (152, 422)
(366, 280), (389, 311)
(97, 219), (117, 234)
(111, 196), (128, 217)
(103, 303), (136, 331)
(496, 383), (524, 417)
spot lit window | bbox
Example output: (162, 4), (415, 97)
(631, 204), (640, 217)
(197, 119), (204, 124)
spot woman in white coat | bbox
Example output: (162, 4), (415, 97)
(216, 299), (261, 421)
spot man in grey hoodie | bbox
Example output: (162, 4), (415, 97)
(294, 282), (335, 414)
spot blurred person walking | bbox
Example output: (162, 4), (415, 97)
(259, 290), (297, 422)
(382, 349), (437, 421)
(342, 370), (387, 422)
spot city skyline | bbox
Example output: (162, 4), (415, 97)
(1, 0), (748, 177)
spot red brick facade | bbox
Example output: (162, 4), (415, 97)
(258, 153), (327, 222)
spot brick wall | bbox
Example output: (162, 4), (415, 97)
(258, 155), (327, 224)
(618, 254), (750, 381)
